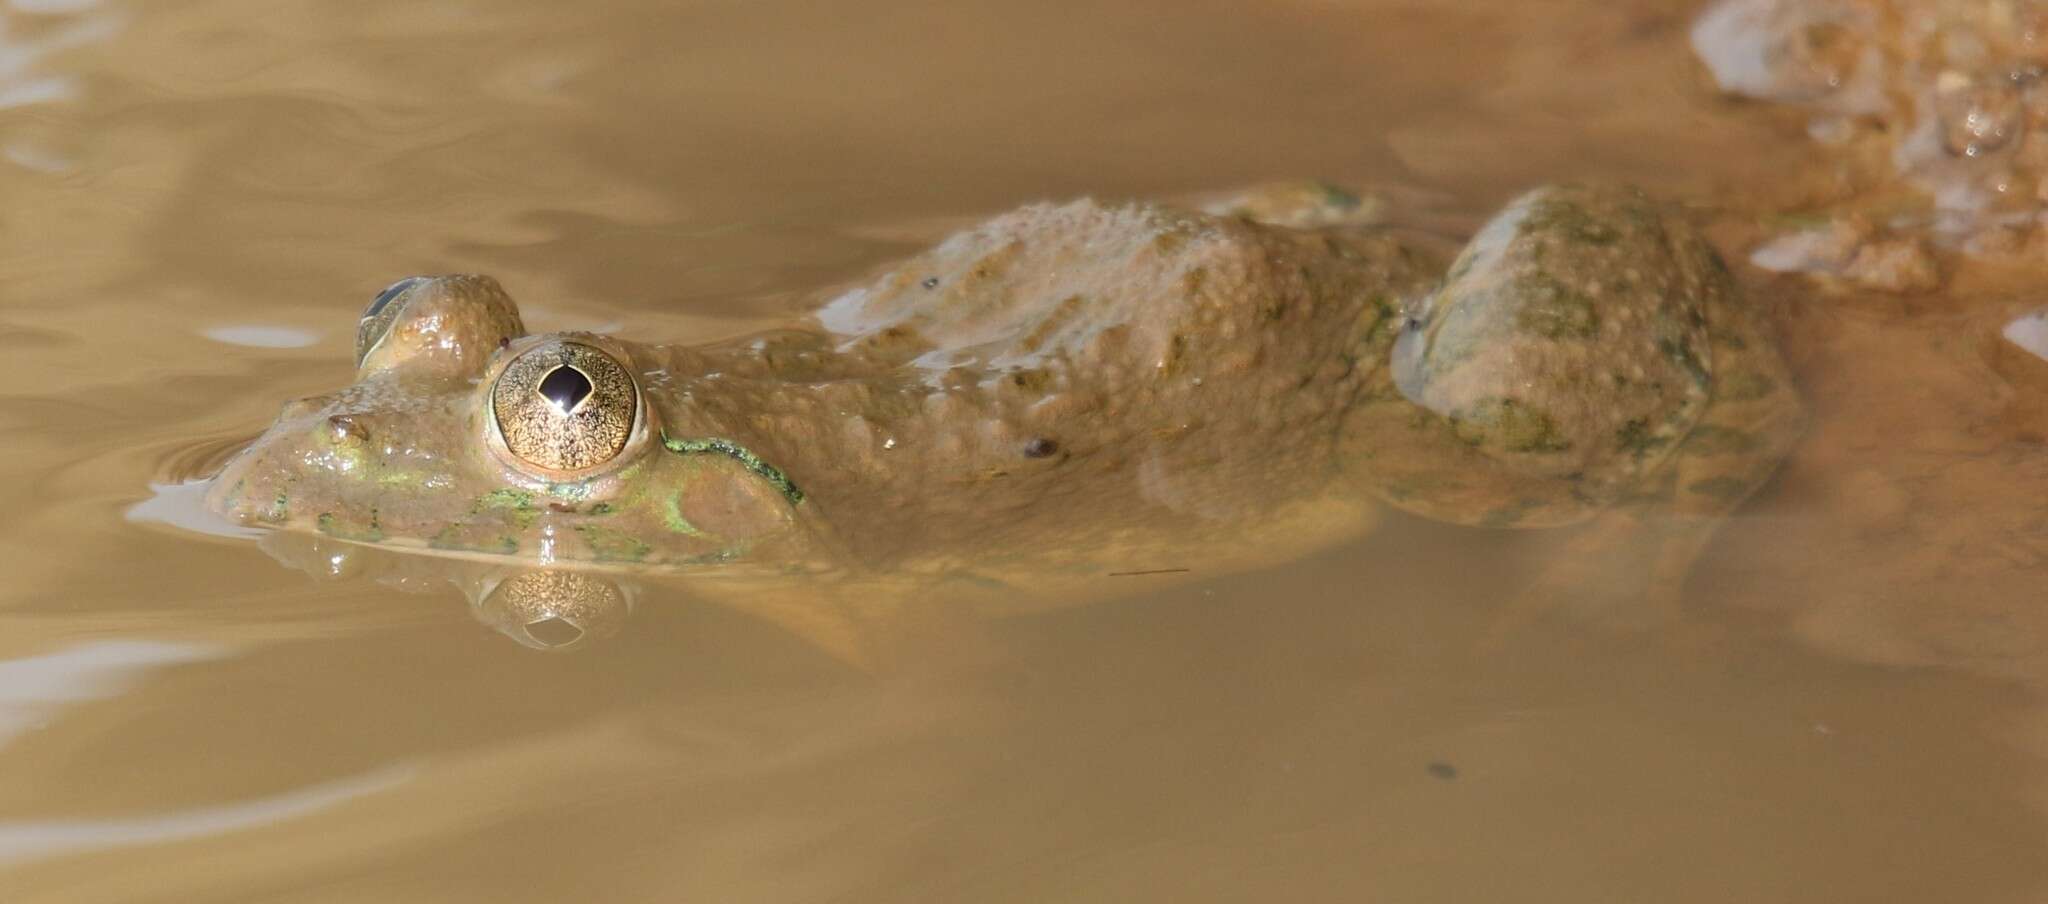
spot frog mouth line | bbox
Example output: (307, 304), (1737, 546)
(658, 432), (805, 505)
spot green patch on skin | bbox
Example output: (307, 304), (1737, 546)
(315, 510), (384, 543)
(429, 525), (461, 549)
(574, 524), (651, 562)
(1317, 181), (1363, 211)
(1615, 418), (1669, 460)
(1658, 337), (1711, 389)
(431, 525), (516, 555)
(474, 488), (541, 529)
(264, 490), (288, 523)
(476, 489), (534, 511)
(587, 502), (614, 516)
(1359, 295), (1396, 345)
(1682, 424), (1758, 455)
(660, 432), (804, 505)
(1686, 475), (1753, 502)
(1455, 397), (1572, 454)
(1514, 274), (1601, 339)
(546, 483), (591, 501)
(662, 491), (703, 536)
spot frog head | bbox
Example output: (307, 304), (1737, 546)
(206, 275), (816, 567)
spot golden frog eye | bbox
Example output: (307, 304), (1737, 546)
(490, 341), (638, 472)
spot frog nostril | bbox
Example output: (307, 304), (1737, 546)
(536, 366), (593, 414)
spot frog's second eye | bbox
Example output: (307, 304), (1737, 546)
(356, 276), (428, 366)
(491, 342), (638, 473)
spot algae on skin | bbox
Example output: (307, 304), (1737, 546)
(1453, 397), (1573, 455)
(659, 433), (805, 504)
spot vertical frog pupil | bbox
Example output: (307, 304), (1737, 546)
(536, 365), (594, 413)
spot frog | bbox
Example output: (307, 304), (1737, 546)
(205, 183), (1803, 609)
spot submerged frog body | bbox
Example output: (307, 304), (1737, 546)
(207, 184), (1802, 595)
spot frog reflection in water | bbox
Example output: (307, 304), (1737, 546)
(207, 184), (1803, 609)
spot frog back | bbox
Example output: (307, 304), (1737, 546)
(1346, 184), (1788, 527)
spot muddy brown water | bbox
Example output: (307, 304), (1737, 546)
(3, 0), (2048, 901)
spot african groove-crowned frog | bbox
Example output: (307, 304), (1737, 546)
(206, 184), (1803, 595)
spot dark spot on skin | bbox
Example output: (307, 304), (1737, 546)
(1404, 316), (1423, 333)
(548, 501), (576, 513)
(1615, 418), (1667, 460)
(1426, 761), (1458, 780)
(1009, 369), (1051, 392)
(1160, 333), (1190, 374)
(921, 277), (939, 289)
(498, 337), (511, 350)
(1350, 298), (1396, 346)
(1023, 437), (1059, 458)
